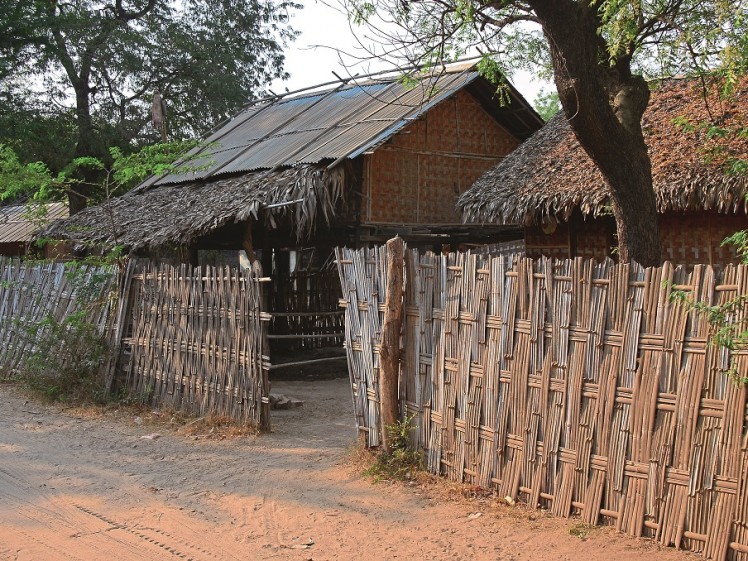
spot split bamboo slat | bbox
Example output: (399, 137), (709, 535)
(0, 257), (118, 378)
(337, 246), (748, 560)
(121, 261), (271, 427)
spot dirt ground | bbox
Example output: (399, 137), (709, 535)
(0, 379), (696, 561)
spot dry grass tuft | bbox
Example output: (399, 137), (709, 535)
(344, 440), (551, 524)
(60, 402), (257, 440)
(176, 414), (259, 440)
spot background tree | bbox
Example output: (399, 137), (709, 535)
(1, 0), (299, 213)
(532, 88), (560, 121)
(344, 0), (747, 265)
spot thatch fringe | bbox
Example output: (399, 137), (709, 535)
(44, 164), (347, 251)
(460, 76), (748, 225)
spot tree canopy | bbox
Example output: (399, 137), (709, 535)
(1, 0), (299, 211)
(345, 0), (748, 265)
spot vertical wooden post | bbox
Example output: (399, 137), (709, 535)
(379, 236), (405, 452)
(178, 244), (199, 267)
(242, 220), (255, 262)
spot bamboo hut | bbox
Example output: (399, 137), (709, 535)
(46, 62), (542, 369)
(459, 76), (748, 266)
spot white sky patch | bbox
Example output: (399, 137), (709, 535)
(271, 0), (553, 105)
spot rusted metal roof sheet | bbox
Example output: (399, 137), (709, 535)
(0, 203), (69, 244)
(147, 64), (544, 188)
(154, 67), (494, 186)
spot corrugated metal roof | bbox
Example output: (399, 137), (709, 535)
(155, 67), (485, 186)
(0, 202), (69, 244)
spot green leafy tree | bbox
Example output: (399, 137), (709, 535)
(533, 88), (560, 121)
(345, 0), (747, 265)
(0, 144), (57, 203)
(0, 89), (77, 174)
(0, 140), (198, 204)
(1, 0), (299, 213)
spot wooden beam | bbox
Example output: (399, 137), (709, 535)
(268, 356), (347, 370)
(378, 235), (405, 452)
(242, 220), (255, 261)
(267, 333), (343, 340)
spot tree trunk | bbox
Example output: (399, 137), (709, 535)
(528, 0), (661, 266)
(379, 236), (405, 452)
(69, 84), (103, 215)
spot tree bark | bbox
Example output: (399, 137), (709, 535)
(69, 78), (108, 215)
(379, 236), (405, 452)
(528, 0), (661, 266)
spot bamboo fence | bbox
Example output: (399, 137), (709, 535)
(337, 246), (748, 560)
(0, 257), (117, 378)
(120, 261), (271, 427)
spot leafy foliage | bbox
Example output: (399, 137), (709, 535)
(532, 89), (561, 122)
(18, 309), (113, 403)
(364, 415), (423, 481)
(0, 144), (57, 203)
(2, 0), (298, 139)
(0, 89), (77, 173)
(1, 0), (299, 209)
(0, 140), (203, 216)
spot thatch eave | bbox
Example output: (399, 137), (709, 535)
(459, 76), (748, 226)
(43, 164), (347, 251)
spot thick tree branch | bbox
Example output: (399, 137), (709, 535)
(114, 0), (158, 21)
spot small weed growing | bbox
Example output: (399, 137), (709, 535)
(363, 415), (423, 481)
(568, 522), (597, 540)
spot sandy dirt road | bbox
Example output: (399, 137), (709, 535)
(0, 379), (695, 561)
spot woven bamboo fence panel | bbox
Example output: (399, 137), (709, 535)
(0, 257), (117, 378)
(122, 262), (270, 427)
(337, 247), (748, 560)
(336, 246), (390, 447)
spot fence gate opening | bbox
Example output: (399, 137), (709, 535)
(264, 248), (347, 380)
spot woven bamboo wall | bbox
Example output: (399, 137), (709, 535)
(121, 262), (270, 427)
(661, 212), (747, 266)
(526, 211), (748, 267)
(365, 90), (520, 224)
(337, 247), (748, 560)
(0, 258), (117, 378)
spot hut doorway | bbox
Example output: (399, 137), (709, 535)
(262, 247), (347, 383)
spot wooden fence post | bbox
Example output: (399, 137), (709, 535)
(379, 236), (405, 452)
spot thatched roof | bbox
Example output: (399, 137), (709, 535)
(459, 76), (748, 225)
(44, 165), (345, 251)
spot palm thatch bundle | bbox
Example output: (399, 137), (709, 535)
(44, 164), (346, 251)
(459, 76), (748, 225)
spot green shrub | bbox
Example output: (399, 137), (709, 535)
(17, 310), (112, 403)
(364, 415), (423, 481)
